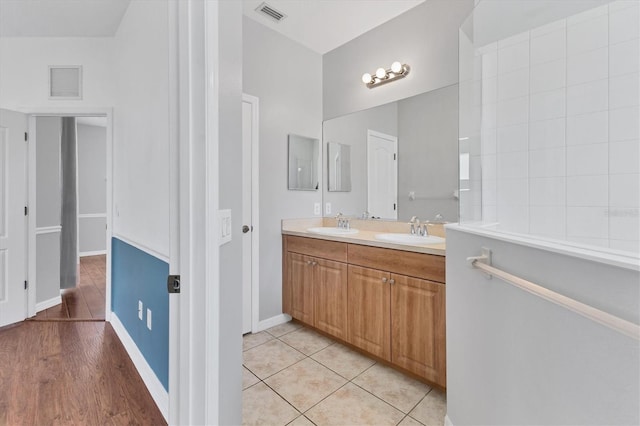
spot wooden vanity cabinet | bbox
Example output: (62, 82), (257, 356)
(288, 252), (315, 324)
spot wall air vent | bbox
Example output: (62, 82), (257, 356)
(255, 2), (287, 22)
(49, 65), (83, 100)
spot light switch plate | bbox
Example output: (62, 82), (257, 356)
(219, 209), (232, 245)
(146, 308), (152, 330)
(138, 300), (143, 320)
(325, 202), (332, 215)
(314, 202), (321, 215)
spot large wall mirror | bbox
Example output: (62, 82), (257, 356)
(322, 84), (459, 222)
(288, 134), (319, 191)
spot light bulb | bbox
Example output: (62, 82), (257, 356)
(361, 73), (372, 84)
(375, 68), (387, 79)
(391, 61), (403, 73)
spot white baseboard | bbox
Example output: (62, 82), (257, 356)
(35, 295), (62, 313)
(444, 414), (454, 426)
(109, 313), (168, 422)
(80, 250), (107, 257)
(256, 313), (292, 332)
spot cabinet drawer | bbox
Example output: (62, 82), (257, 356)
(348, 244), (445, 283)
(286, 235), (348, 263)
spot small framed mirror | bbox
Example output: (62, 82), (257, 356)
(288, 134), (319, 191)
(327, 142), (351, 192)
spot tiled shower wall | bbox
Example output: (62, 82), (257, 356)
(477, 1), (639, 253)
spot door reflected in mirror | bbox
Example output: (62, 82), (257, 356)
(327, 142), (351, 192)
(288, 134), (319, 191)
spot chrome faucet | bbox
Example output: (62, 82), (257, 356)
(420, 223), (429, 236)
(335, 213), (349, 229)
(409, 216), (419, 234)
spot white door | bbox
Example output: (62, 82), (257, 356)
(0, 109), (28, 327)
(367, 130), (398, 220)
(242, 94), (259, 334)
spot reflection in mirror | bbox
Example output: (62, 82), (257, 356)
(323, 84), (459, 222)
(288, 134), (319, 191)
(327, 142), (351, 192)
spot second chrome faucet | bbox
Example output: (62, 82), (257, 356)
(409, 216), (429, 236)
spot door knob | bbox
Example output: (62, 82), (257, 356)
(242, 225), (251, 233)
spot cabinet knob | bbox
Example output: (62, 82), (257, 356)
(312, 261), (317, 266)
(389, 278), (395, 285)
(382, 277), (388, 283)
(307, 260), (312, 265)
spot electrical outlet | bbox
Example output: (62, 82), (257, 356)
(314, 202), (321, 215)
(325, 202), (332, 215)
(138, 300), (143, 320)
(146, 308), (152, 330)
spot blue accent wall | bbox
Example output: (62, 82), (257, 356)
(112, 237), (169, 391)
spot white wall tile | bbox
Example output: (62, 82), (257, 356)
(530, 88), (566, 122)
(498, 68), (529, 101)
(481, 128), (497, 154)
(567, 236), (610, 248)
(497, 204), (529, 234)
(482, 102), (497, 129)
(482, 76), (497, 105)
(497, 123), (528, 153)
(567, 13), (608, 56)
(482, 179), (496, 206)
(567, 47), (608, 85)
(482, 51), (498, 79)
(609, 73), (640, 109)
(609, 4), (640, 45)
(529, 118), (566, 150)
(482, 154), (497, 180)
(567, 111), (608, 145)
(610, 38), (640, 77)
(497, 178), (529, 206)
(566, 143), (608, 176)
(567, 4), (608, 26)
(610, 140), (640, 174)
(497, 96), (529, 127)
(498, 40), (529, 74)
(482, 204), (497, 223)
(609, 239), (640, 253)
(477, 42), (497, 56)
(609, 214), (640, 240)
(530, 28), (566, 65)
(530, 205), (566, 238)
(610, 106), (640, 142)
(530, 177), (566, 206)
(566, 206), (609, 238)
(497, 151), (528, 179)
(529, 147), (566, 178)
(567, 79), (608, 116)
(610, 173), (640, 207)
(531, 19), (566, 38)
(530, 59), (566, 94)
(609, 0), (639, 13)
(497, 31), (530, 49)
(567, 175), (609, 206)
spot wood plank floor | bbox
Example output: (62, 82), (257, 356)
(0, 321), (166, 425)
(33, 255), (106, 321)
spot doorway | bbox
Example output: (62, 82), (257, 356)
(242, 94), (259, 334)
(367, 129), (398, 220)
(26, 111), (113, 323)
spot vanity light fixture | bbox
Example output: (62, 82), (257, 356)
(362, 61), (410, 88)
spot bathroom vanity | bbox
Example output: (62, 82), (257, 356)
(282, 218), (447, 388)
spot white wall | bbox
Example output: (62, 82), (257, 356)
(476, 1), (640, 253)
(77, 123), (106, 255)
(446, 225), (639, 425)
(0, 37), (115, 110)
(323, 0), (474, 120)
(243, 17), (323, 321)
(112, 0), (170, 256)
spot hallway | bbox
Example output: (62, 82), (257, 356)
(0, 321), (166, 425)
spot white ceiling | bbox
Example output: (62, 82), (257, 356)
(0, 0), (131, 37)
(243, 0), (426, 54)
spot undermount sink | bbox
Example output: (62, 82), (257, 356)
(375, 233), (445, 245)
(307, 227), (359, 236)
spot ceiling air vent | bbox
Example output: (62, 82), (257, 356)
(255, 2), (286, 22)
(49, 66), (83, 100)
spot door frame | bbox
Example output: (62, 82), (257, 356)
(367, 129), (398, 220)
(24, 107), (113, 321)
(242, 93), (260, 333)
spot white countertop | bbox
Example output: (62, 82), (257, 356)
(282, 218), (446, 256)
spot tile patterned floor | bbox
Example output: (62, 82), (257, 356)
(243, 322), (447, 426)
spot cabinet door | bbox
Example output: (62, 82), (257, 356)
(347, 265), (391, 361)
(289, 252), (314, 324)
(391, 274), (446, 386)
(314, 258), (348, 340)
